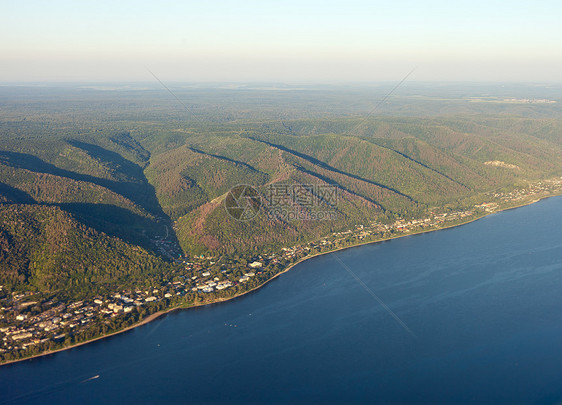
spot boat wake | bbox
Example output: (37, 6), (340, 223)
(80, 375), (100, 383)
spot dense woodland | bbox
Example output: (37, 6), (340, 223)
(1, 84), (562, 298)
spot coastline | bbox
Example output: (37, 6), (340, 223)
(2, 192), (560, 367)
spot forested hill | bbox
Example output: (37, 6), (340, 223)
(0, 204), (173, 298)
(1, 85), (561, 296)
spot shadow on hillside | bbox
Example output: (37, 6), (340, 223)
(67, 140), (172, 220)
(0, 149), (163, 218)
(188, 146), (267, 175)
(249, 137), (416, 202)
(0, 148), (182, 259)
(0, 182), (36, 204)
(57, 203), (159, 249)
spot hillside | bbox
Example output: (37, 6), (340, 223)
(0, 204), (173, 298)
(1, 85), (561, 295)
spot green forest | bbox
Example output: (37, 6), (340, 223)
(1, 84), (562, 299)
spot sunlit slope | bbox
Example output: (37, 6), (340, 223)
(145, 144), (269, 221)
(143, 117), (562, 256)
(2, 110), (561, 260)
(0, 204), (172, 298)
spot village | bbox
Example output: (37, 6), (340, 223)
(1, 176), (561, 362)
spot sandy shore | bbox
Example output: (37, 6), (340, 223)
(2, 193), (560, 367)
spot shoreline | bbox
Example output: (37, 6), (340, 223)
(2, 192), (560, 367)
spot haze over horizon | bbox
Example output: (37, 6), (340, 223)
(2, 0), (562, 83)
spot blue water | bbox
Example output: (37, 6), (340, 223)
(1, 197), (562, 404)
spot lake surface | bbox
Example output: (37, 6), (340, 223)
(2, 197), (562, 404)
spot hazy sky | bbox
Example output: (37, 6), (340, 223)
(2, 0), (562, 83)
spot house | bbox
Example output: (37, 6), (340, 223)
(11, 332), (33, 341)
(216, 281), (233, 290)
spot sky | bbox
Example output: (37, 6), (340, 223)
(2, 0), (562, 83)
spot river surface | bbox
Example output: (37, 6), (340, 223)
(1, 197), (562, 404)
